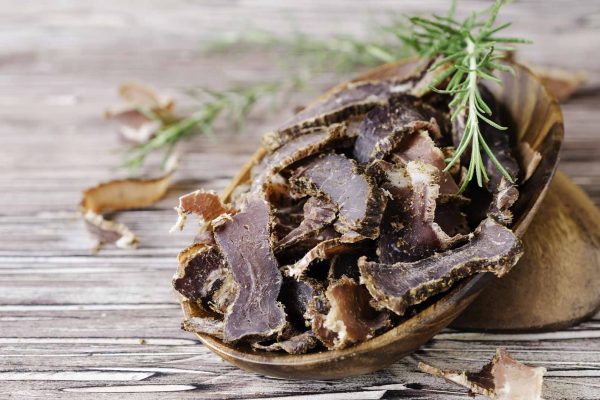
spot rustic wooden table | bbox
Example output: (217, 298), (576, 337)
(1, 1), (599, 399)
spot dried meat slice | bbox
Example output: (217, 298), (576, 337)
(290, 153), (386, 239)
(317, 276), (391, 350)
(251, 331), (319, 355)
(360, 218), (524, 316)
(284, 229), (356, 279)
(106, 82), (176, 144)
(182, 317), (224, 339)
(271, 79), (408, 143)
(419, 348), (545, 400)
(378, 161), (466, 264)
(279, 276), (325, 331)
(352, 95), (442, 164)
(253, 124), (348, 191)
(275, 197), (337, 253)
(391, 130), (459, 194)
(213, 199), (287, 342)
(81, 166), (174, 249)
(171, 189), (232, 232)
(173, 244), (235, 316)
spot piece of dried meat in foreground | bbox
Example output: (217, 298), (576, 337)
(290, 153), (386, 239)
(312, 276), (390, 350)
(419, 348), (545, 400)
(360, 218), (523, 316)
(213, 199), (287, 342)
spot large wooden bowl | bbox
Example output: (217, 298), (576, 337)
(180, 59), (564, 379)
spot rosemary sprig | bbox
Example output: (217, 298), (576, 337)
(123, 82), (280, 170)
(400, 0), (530, 192)
(207, 25), (409, 74)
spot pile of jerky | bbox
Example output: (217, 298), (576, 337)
(173, 62), (525, 354)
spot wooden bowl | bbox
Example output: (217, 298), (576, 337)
(181, 59), (564, 379)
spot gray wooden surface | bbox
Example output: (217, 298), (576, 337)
(1, 1), (599, 399)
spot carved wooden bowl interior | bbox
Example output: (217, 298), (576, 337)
(180, 59), (564, 379)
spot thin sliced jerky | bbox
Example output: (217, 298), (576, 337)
(279, 276), (324, 330)
(352, 95), (441, 164)
(253, 124), (349, 191)
(378, 161), (466, 264)
(182, 317), (224, 339)
(271, 80), (402, 142)
(392, 130), (459, 194)
(171, 189), (232, 232)
(81, 166), (174, 249)
(252, 331), (318, 355)
(360, 218), (524, 316)
(173, 244), (235, 315)
(419, 348), (545, 400)
(285, 229), (356, 279)
(213, 199), (287, 342)
(276, 197), (337, 253)
(106, 82), (176, 144)
(488, 178), (519, 225)
(319, 276), (391, 350)
(290, 153), (386, 239)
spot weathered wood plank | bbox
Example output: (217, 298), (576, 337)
(1, 0), (599, 399)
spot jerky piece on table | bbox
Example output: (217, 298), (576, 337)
(290, 153), (386, 239)
(81, 167), (174, 249)
(252, 124), (348, 191)
(214, 199), (287, 342)
(352, 94), (441, 164)
(266, 79), (412, 149)
(360, 218), (524, 316)
(275, 197), (337, 253)
(419, 348), (545, 400)
(312, 276), (391, 350)
(173, 244), (235, 316)
(378, 161), (467, 264)
(252, 331), (319, 355)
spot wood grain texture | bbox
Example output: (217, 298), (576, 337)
(0, 0), (599, 398)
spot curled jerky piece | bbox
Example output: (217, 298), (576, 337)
(285, 232), (358, 279)
(270, 79), (405, 145)
(213, 199), (287, 342)
(171, 189), (232, 232)
(173, 244), (235, 315)
(378, 161), (466, 264)
(81, 168), (173, 249)
(319, 276), (390, 350)
(360, 218), (523, 316)
(106, 82), (176, 144)
(279, 277), (325, 330)
(392, 130), (459, 194)
(276, 197), (337, 253)
(419, 348), (545, 400)
(353, 95), (441, 164)
(252, 124), (348, 192)
(252, 331), (319, 355)
(291, 153), (386, 239)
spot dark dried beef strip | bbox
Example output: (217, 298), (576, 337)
(352, 95), (441, 164)
(360, 218), (524, 316)
(290, 153), (386, 239)
(213, 199), (287, 342)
